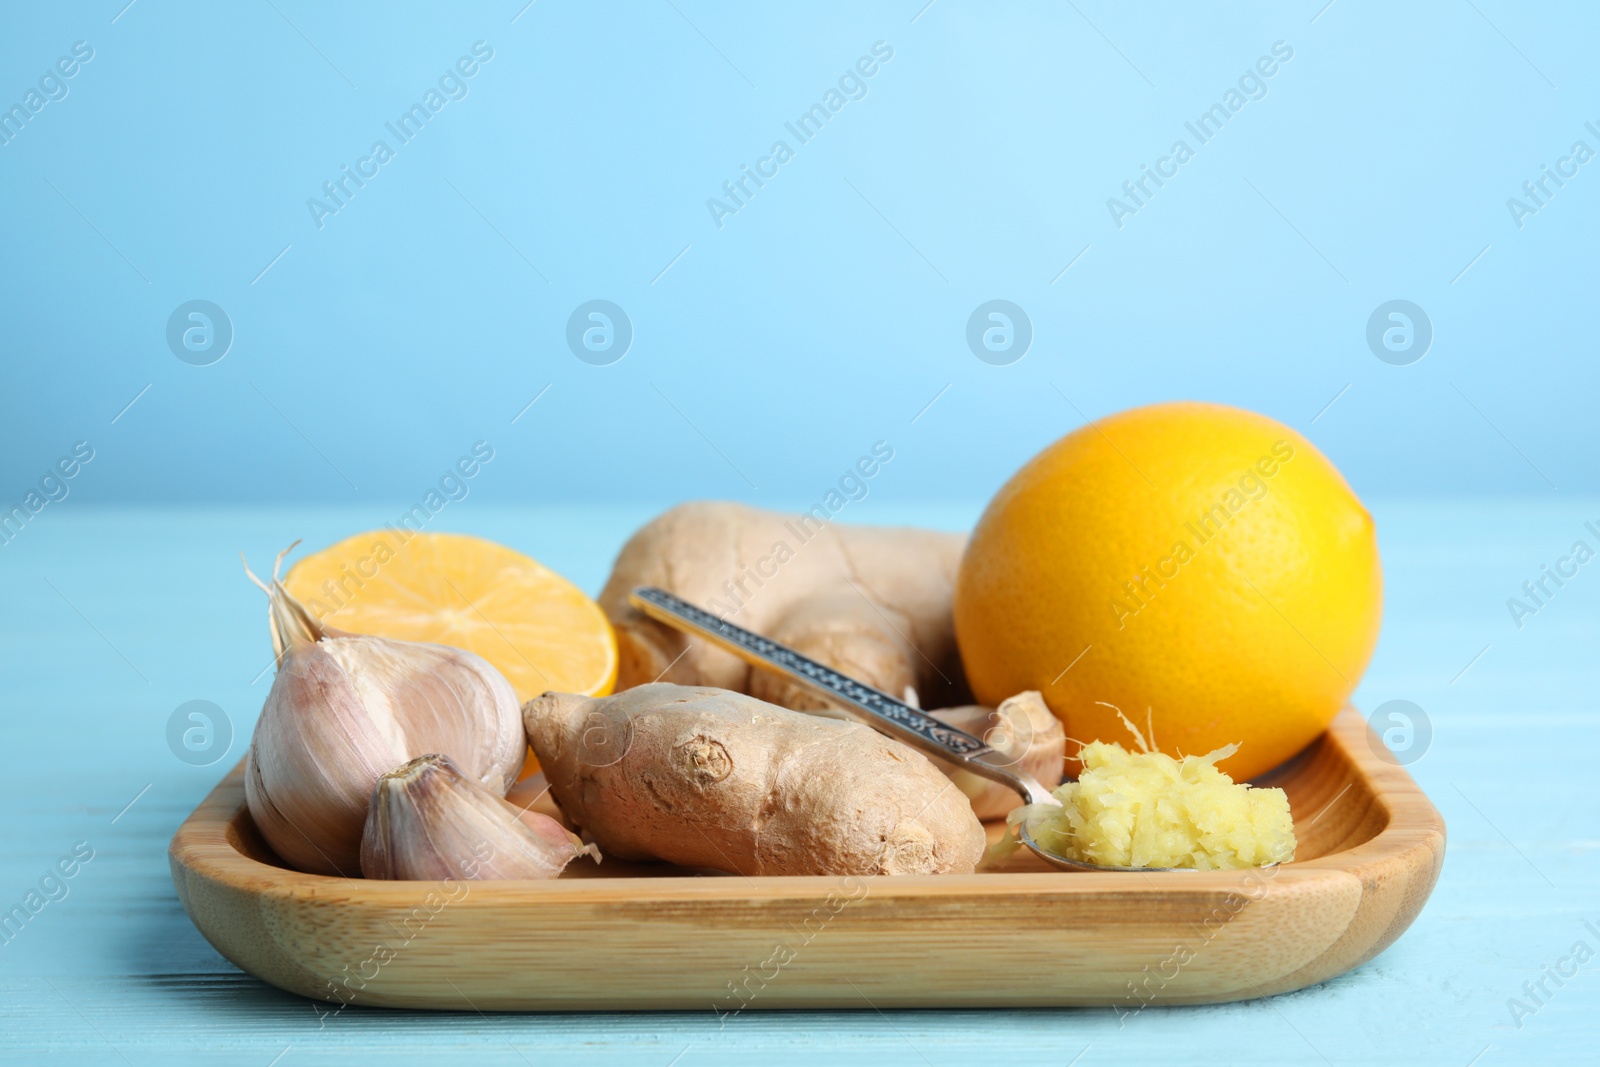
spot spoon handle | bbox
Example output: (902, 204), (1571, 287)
(628, 585), (1056, 806)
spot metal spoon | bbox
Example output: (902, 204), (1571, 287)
(629, 585), (1187, 873)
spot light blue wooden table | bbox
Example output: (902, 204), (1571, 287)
(1, 500), (1593, 1065)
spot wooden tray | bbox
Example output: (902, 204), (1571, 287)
(169, 706), (1445, 1011)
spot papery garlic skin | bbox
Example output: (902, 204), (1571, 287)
(361, 753), (598, 880)
(241, 550), (526, 877)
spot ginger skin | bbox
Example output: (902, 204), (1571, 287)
(598, 501), (971, 712)
(524, 684), (987, 876)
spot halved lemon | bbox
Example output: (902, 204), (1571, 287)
(283, 531), (617, 704)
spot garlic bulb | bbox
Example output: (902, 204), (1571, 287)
(242, 547), (526, 876)
(361, 753), (599, 880)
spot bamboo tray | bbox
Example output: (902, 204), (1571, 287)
(169, 706), (1444, 1011)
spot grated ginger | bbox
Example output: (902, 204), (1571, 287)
(1008, 740), (1296, 870)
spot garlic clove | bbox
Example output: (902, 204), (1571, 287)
(242, 548), (528, 876)
(927, 691), (1066, 821)
(360, 753), (599, 880)
(505, 770), (575, 832)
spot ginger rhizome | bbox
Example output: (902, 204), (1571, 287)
(524, 684), (987, 876)
(598, 501), (969, 712)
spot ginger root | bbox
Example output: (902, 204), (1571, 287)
(594, 503), (1067, 821)
(524, 683), (986, 876)
(597, 501), (969, 711)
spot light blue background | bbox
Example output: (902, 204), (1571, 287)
(1, 0), (1593, 506)
(3, 3), (1599, 1064)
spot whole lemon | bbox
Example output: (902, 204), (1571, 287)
(953, 401), (1381, 781)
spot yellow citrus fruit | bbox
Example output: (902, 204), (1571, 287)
(953, 401), (1381, 781)
(284, 531), (617, 704)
